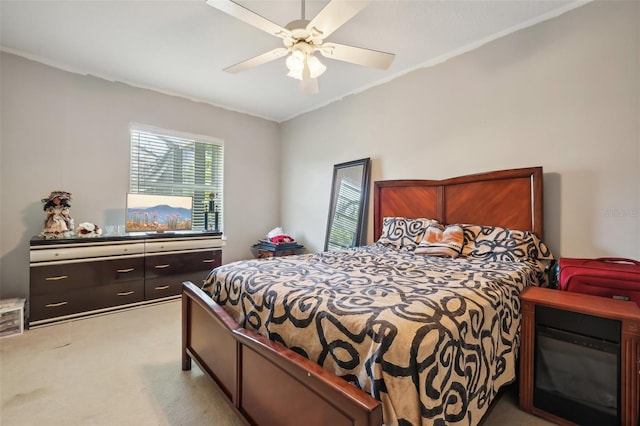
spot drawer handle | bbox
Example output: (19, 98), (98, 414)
(155, 285), (170, 291)
(117, 268), (135, 273)
(154, 264), (170, 269)
(117, 291), (135, 296)
(45, 301), (68, 308)
(202, 259), (216, 263)
(45, 275), (68, 281)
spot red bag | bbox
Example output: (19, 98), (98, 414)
(558, 257), (640, 306)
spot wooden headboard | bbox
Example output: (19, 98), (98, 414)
(373, 167), (543, 239)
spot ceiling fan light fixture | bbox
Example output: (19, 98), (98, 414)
(307, 54), (326, 79)
(286, 51), (326, 81)
(286, 50), (305, 77)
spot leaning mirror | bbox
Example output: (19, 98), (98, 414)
(324, 158), (371, 251)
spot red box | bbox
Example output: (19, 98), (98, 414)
(558, 257), (640, 306)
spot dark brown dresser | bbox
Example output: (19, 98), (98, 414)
(29, 233), (223, 327)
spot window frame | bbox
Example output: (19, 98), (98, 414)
(129, 123), (224, 232)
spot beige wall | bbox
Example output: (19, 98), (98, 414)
(0, 52), (281, 299)
(280, 0), (640, 260)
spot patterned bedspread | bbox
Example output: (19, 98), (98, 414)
(203, 243), (546, 426)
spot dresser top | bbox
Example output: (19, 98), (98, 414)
(30, 231), (222, 246)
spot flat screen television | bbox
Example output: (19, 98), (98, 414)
(125, 193), (193, 233)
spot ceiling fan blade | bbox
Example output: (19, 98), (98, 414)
(319, 43), (395, 70)
(224, 48), (290, 73)
(306, 0), (370, 40)
(206, 0), (292, 40)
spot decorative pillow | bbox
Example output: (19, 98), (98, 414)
(377, 217), (439, 251)
(415, 224), (464, 258)
(460, 224), (555, 267)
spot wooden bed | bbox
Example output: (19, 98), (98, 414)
(182, 166), (544, 426)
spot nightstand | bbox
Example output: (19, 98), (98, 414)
(518, 286), (640, 426)
(251, 240), (304, 258)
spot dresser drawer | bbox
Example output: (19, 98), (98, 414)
(145, 250), (221, 279)
(30, 262), (99, 296)
(97, 257), (144, 284)
(93, 280), (145, 310)
(30, 241), (144, 263)
(144, 269), (212, 300)
(30, 257), (144, 296)
(145, 277), (182, 300)
(30, 280), (144, 322)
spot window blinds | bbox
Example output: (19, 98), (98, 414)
(129, 125), (224, 230)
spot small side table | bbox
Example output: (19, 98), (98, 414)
(518, 286), (640, 426)
(252, 241), (305, 258)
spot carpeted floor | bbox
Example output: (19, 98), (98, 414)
(0, 300), (553, 425)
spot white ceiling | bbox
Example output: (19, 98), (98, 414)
(1, 0), (586, 122)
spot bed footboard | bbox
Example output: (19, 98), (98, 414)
(182, 281), (383, 426)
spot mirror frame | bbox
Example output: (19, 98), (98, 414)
(324, 158), (371, 251)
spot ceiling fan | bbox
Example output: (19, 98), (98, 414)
(206, 0), (395, 94)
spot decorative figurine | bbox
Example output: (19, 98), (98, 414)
(40, 190), (74, 239)
(204, 192), (220, 232)
(213, 197), (220, 232)
(76, 222), (102, 238)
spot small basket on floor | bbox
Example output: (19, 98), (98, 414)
(0, 298), (26, 338)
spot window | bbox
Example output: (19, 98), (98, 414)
(129, 124), (223, 231)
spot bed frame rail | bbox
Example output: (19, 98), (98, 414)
(182, 281), (383, 426)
